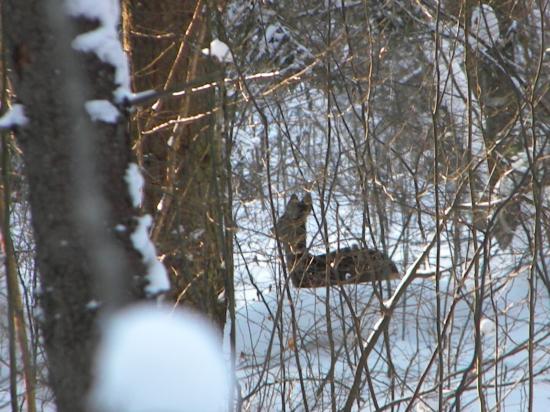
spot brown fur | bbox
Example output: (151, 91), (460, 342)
(274, 194), (400, 288)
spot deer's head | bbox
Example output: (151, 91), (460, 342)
(273, 193), (313, 248)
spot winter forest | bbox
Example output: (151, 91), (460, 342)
(0, 0), (549, 411)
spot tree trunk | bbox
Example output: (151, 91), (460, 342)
(3, 2), (147, 411)
(122, 0), (232, 327)
(445, 0), (529, 248)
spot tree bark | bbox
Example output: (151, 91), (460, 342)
(122, 0), (231, 327)
(3, 2), (147, 411)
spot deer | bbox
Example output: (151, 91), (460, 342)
(273, 193), (400, 288)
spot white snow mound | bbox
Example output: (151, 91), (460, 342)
(89, 304), (231, 412)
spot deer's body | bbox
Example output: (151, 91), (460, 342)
(274, 194), (399, 288)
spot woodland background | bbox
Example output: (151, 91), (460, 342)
(0, 0), (549, 411)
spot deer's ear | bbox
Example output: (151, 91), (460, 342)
(287, 194), (299, 207)
(302, 193), (313, 207)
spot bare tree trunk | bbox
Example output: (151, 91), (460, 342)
(122, 0), (231, 327)
(3, 2), (147, 411)
(446, 0), (529, 248)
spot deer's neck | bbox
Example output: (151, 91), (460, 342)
(283, 223), (309, 272)
(284, 243), (305, 268)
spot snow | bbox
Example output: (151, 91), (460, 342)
(0, 3), (542, 411)
(85, 100), (119, 123)
(124, 163), (144, 208)
(190, 228), (205, 240)
(230, 167), (550, 410)
(130, 215), (170, 294)
(202, 39), (233, 63)
(427, 31), (489, 182)
(65, 0), (119, 26)
(470, 4), (500, 49)
(0, 104), (28, 129)
(230, 3), (313, 75)
(66, 0), (131, 101)
(127, 89), (157, 106)
(86, 299), (101, 310)
(480, 317), (495, 335)
(88, 304), (231, 412)
(260, 21), (296, 56)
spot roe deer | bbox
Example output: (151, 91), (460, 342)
(274, 194), (400, 288)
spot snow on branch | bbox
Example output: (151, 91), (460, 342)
(202, 39), (233, 63)
(124, 163), (144, 208)
(130, 215), (170, 295)
(85, 100), (119, 123)
(123, 164), (168, 294)
(65, 0), (131, 101)
(65, 1), (168, 295)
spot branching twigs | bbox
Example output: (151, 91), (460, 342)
(230, 1), (550, 410)
(126, 70), (282, 108)
(0, 133), (37, 412)
(526, 4), (547, 409)
(342, 214), (449, 412)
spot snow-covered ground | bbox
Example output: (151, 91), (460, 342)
(232, 192), (550, 410)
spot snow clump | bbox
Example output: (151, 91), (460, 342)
(89, 304), (231, 412)
(124, 163), (144, 208)
(202, 39), (233, 63)
(130, 215), (170, 294)
(0, 104), (28, 129)
(85, 100), (120, 123)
